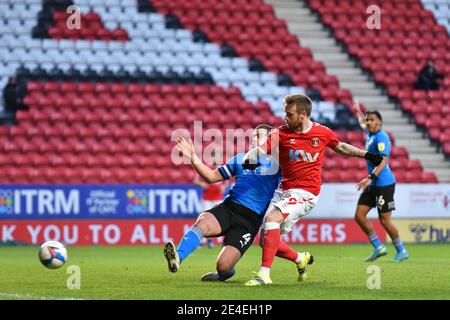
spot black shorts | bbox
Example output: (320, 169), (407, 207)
(206, 200), (263, 255)
(358, 183), (396, 214)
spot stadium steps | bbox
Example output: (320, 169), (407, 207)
(265, 0), (450, 182)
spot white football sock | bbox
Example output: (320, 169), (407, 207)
(295, 252), (303, 264)
(258, 267), (271, 276)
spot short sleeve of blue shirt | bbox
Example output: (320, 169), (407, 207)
(365, 129), (395, 186)
(218, 155), (242, 180)
(376, 132), (391, 157)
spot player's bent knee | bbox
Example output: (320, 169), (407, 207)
(379, 214), (391, 226)
(216, 246), (241, 273)
(194, 213), (213, 234)
(354, 209), (368, 222)
(216, 260), (235, 274)
(216, 253), (235, 272)
(380, 220), (390, 229)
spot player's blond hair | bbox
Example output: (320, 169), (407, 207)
(284, 94), (312, 117)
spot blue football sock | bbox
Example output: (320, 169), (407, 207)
(218, 268), (235, 281)
(177, 225), (204, 263)
(393, 237), (405, 253)
(368, 232), (383, 249)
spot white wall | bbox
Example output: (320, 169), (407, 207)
(309, 183), (450, 219)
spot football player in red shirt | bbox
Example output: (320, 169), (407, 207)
(244, 94), (383, 286)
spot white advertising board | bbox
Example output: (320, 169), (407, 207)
(309, 184), (450, 219)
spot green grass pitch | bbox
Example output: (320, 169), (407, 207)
(0, 244), (449, 300)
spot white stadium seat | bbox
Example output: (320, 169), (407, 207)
(0, 0), (342, 119)
(422, 0), (450, 35)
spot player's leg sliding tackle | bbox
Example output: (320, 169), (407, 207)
(163, 241), (180, 272)
(201, 245), (242, 282)
(164, 225), (205, 273)
(164, 218), (239, 282)
(201, 269), (235, 282)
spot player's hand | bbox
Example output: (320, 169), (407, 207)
(356, 177), (372, 191)
(353, 101), (361, 113)
(364, 152), (383, 166)
(176, 136), (195, 162)
(242, 159), (261, 170)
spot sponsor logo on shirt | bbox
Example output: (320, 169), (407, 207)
(311, 138), (320, 147)
(289, 149), (320, 162)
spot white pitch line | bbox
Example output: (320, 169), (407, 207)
(0, 293), (83, 300)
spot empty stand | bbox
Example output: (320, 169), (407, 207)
(0, 0), (436, 183)
(1, 75), (282, 183)
(308, 0), (450, 160)
(149, 0), (356, 111)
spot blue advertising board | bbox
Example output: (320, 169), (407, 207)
(0, 185), (203, 219)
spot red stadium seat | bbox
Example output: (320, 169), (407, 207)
(1, 1), (434, 185)
(307, 0), (450, 155)
(406, 171), (422, 183)
(47, 11), (129, 41)
(3, 82), (287, 183)
(421, 172), (438, 183)
(407, 160), (423, 171)
(395, 171), (407, 183)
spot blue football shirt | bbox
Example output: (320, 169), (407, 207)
(365, 129), (396, 186)
(217, 153), (281, 216)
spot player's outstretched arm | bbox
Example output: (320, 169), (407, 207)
(353, 101), (367, 130)
(332, 142), (383, 166)
(332, 142), (366, 158)
(175, 136), (223, 183)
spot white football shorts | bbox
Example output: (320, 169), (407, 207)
(273, 188), (319, 234)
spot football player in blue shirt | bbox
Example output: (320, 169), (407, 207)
(164, 125), (289, 281)
(353, 102), (409, 262)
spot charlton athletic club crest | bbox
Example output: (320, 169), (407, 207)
(311, 138), (320, 147)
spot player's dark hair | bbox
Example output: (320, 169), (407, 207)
(255, 124), (273, 139)
(255, 124), (273, 131)
(284, 94), (312, 117)
(366, 110), (383, 121)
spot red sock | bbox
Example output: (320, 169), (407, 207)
(261, 223), (281, 268)
(276, 241), (298, 263)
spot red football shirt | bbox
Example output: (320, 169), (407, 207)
(202, 182), (225, 201)
(260, 122), (340, 195)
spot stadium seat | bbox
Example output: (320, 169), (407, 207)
(308, 0), (450, 156)
(0, 0), (430, 184)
